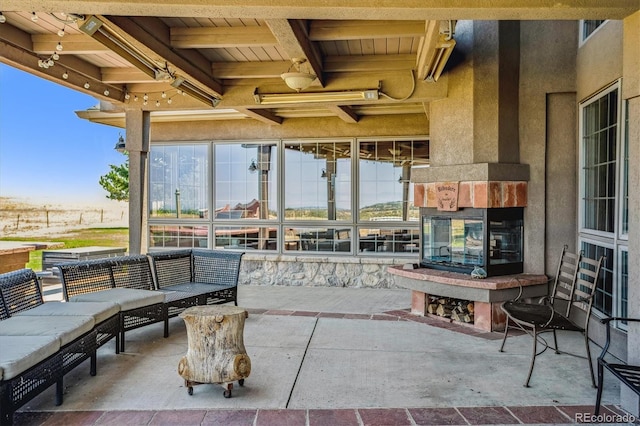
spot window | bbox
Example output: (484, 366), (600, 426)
(148, 137), (428, 255)
(149, 144), (208, 219)
(581, 88), (617, 233)
(578, 83), (627, 320)
(581, 20), (605, 42)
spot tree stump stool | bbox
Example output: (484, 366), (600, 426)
(178, 305), (251, 398)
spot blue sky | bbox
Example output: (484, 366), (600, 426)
(0, 63), (125, 205)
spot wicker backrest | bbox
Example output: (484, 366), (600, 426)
(192, 249), (244, 286)
(148, 250), (193, 289)
(549, 246), (581, 317)
(0, 268), (44, 317)
(110, 255), (155, 290)
(58, 259), (116, 301)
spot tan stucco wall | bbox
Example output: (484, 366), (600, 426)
(520, 21), (578, 275)
(623, 12), (640, 416)
(149, 114), (428, 141)
(577, 20), (624, 101)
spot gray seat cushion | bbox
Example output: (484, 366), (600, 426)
(162, 282), (233, 294)
(69, 288), (165, 311)
(0, 315), (94, 347)
(15, 301), (120, 325)
(0, 335), (60, 380)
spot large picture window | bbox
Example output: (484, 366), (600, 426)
(148, 137), (428, 256)
(579, 83), (627, 320)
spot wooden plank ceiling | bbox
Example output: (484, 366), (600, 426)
(0, 2), (636, 125)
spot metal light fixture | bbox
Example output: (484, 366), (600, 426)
(248, 159), (258, 173)
(281, 58), (316, 92)
(254, 89), (379, 105)
(115, 133), (126, 152)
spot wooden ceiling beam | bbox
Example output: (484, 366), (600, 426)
(101, 67), (155, 83)
(0, 37), (125, 102)
(99, 15), (223, 96)
(264, 19), (324, 87)
(237, 108), (284, 125)
(212, 61), (290, 79)
(327, 105), (359, 123)
(32, 34), (108, 54)
(324, 54), (415, 72)
(171, 26), (277, 48)
(309, 20), (425, 40)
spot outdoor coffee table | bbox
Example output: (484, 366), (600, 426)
(178, 305), (251, 398)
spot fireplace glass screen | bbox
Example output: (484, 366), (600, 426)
(420, 208), (523, 276)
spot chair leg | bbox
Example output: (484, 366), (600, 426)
(552, 330), (560, 354)
(524, 327), (538, 387)
(499, 317), (511, 352)
(584, 334), (596, 387)
(594, 361), (605, 415)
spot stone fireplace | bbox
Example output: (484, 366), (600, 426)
(387, 164), (548, 331)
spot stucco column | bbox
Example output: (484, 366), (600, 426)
(125, 109), (150, 254)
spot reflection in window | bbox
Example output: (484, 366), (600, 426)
(359, 139), (429, 222)
(214, 226), (277, 251)
(582, 89), (617, 233)
(285, 227), (351, 252)
(284, 140), (351, 221)
(149, 145), (208, 218)
(358, 228), (419, 254)
(582, 241), (613, 316)
(149, 224), (209, 248)
(215, 143), (278, 220)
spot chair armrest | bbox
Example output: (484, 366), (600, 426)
(598, 317), (640, 361)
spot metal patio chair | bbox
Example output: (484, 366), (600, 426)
(499, 246), (604, 387)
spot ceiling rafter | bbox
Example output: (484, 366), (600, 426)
(170, 26), (277, 48)
(309, 20), (425, 40)
(327, 105), (359, 123)
(264, 19), (324, 88)
(97, 15), (223, 97)
(238, 108), (283, 125)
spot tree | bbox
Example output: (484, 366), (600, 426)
(99, 155), (129, 201)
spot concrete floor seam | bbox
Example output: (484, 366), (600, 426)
(285, 317), (319, 409)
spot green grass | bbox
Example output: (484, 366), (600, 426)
(1, 228), (129, 271)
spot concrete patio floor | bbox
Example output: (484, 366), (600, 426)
(14, 285), (631, 425)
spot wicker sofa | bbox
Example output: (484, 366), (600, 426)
(147, 249), (244, 316)
(0, 249), (244, 425)
(0, 269), (120, 425)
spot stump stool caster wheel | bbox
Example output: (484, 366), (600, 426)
(239, 379), (245, 387)
(188, 386), (193, 396)
(223, 383), (233, 398)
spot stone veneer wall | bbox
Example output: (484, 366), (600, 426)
(238, 254), (411, 288)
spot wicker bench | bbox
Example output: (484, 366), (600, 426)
(57, 255), (166, 353)
(595, 317), (640, 416)
(148, 249), (244, 319)
(0, 269), (119, 425)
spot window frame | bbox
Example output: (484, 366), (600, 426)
(147, 136), (429, 257)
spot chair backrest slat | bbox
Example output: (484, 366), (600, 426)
(550, 246), (581, 317)
(569, 254), (604, 329)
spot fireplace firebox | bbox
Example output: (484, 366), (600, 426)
(420, 207), (523, 277)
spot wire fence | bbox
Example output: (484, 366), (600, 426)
(0, 205), (128, 235)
